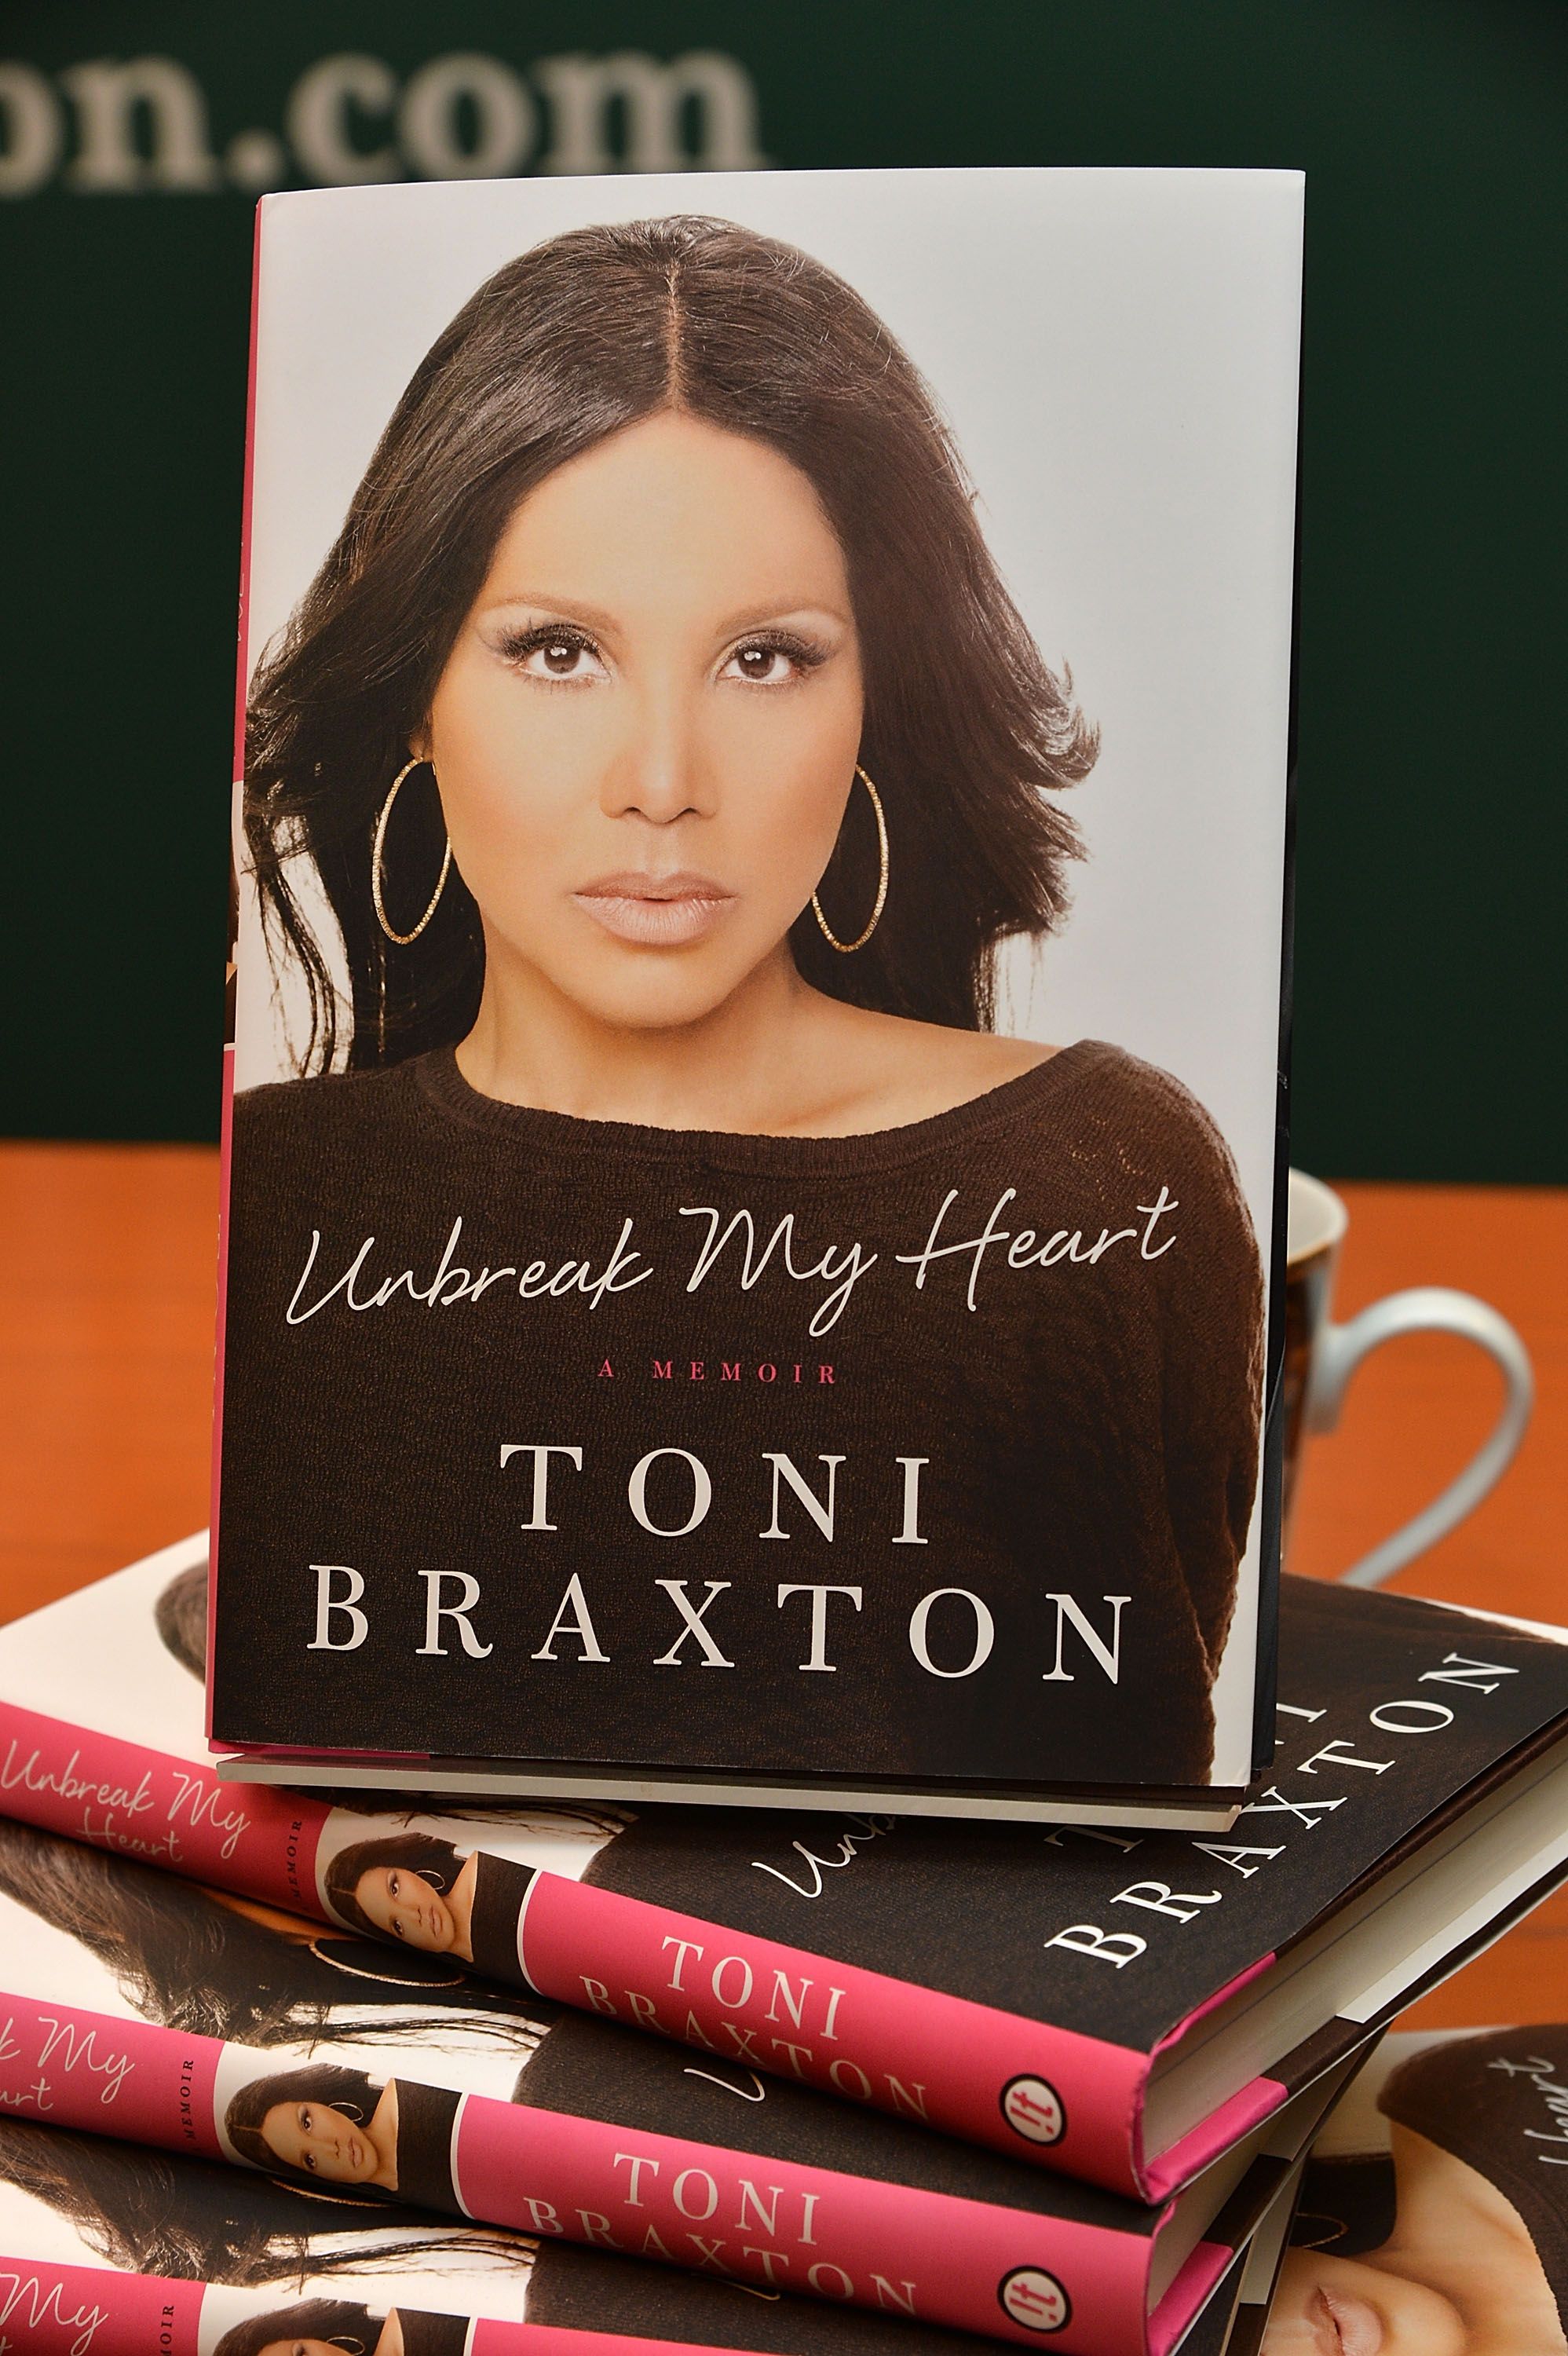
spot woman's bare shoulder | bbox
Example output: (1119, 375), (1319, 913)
(878, 1013), (1059, 1098)
(789, 999), (1061, 1134)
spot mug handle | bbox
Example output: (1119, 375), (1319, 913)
(1306, 1289), (1534, 1589)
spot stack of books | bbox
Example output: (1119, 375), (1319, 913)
(7, 166), (1566, 2356)
(0, 1536), (1565, 2354)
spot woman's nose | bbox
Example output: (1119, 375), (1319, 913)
(599, 692), (716, 825)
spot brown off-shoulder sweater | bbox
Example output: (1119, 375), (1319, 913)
(214, 1040), (1264, 1788)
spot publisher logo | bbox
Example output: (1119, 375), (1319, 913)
(1000, 2073), (1067, 2146)
(998, 2269), (1072, 2333)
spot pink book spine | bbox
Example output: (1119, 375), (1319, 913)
(0, 1992), (1172, 2356)
(521, 1876), (1163, 2193)
(0, 2258), (204, 2354)
(0, 1701), (329, 1914)
(0, 2256), (788, 2356)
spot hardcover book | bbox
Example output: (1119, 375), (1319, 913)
(210, 166), (1301, 1820)
(0, 2122), (1303, 2356)
(0, 1819), (1348, 2356)
(2, 1539), (1566, 2205)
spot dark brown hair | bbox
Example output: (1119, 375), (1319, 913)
(247, 213), (1095, 1073)
(0, 2117), (530, 2285)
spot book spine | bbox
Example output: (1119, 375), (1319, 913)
(0, 1700), (1164, 2197)
(0, 2256), (767, 2356)
(0, 2255), (203, 2353)
(0, 1992), (1155, 2356)
(520, 1875), (1153, 2193)
(0, 1700), (330, 1914)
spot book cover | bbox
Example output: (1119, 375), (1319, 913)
(0, 1813), (1343, 2356)
(2, 1541), (1563, 2208)
(1269, 2025), (1568, 2354)
(211, 166), (1300, 1816)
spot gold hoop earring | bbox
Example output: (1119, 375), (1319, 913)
(1292, 2211), (1352, 2250)
(372, 758), (451, 946)
(306, 1936), (466, 1989)
(812, 765), (889, 953)
(270, 2173), (388, 2209)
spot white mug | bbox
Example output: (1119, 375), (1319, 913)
(1284, 1169), (1533, 1588)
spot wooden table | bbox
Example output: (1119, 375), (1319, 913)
(2, 1143), (1563, 2022)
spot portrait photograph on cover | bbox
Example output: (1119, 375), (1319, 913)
(1270, 2027), (1568, 2356)
(212, 168), (1302, 1812)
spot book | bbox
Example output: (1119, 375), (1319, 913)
(0, 2101), (1034, 2356)
(2, 1538), (1564, 2204)
(0, 2115), (1309, 2356)
(0, 1811), (1354, 2356)
(211, 166), (1302, 1822)
(1271, 2022), (1568, 2354)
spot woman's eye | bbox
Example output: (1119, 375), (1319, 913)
(725, 643), (797, 686)
(391, 1918), (404, 1939)
(387, 1874), (400, 1897)
(515, 635), (605, 682)
(299, 2109), (312, 2131)
(304, 2152), (317, 2171)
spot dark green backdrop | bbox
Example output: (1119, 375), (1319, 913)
(2, 2), (1563, 1177)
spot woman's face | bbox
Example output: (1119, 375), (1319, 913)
(261, 2099), (378, 2185)
(1267, 2249), (1565, 2355)
(420, 409), (865, 1033)
(351, 1866), (455, 1952)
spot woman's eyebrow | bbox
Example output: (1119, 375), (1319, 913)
(474, 591), (620, 631)
(715, 602), (853, 637)
(475, 594), (853, 636)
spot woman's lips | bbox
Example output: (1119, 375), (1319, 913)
(1312, 2287), (1384, 2356)
(572, 872), (735, 947)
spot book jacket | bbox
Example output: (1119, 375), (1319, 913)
(0, 2125), (1284, 2356)
(210, 167), (1301, 1811)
